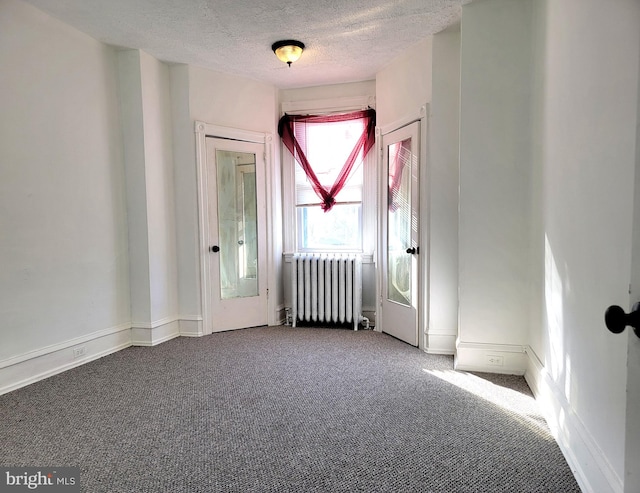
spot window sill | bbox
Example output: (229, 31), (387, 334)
(283, 252), (375, 264)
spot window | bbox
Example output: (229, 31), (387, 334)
(280, 101), (376, 254)
(295, 118), (365, 250)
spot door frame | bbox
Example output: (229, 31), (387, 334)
(625, 83), (640, 491)
(195, 121), (276, 335)
(376, 105), (429, 350)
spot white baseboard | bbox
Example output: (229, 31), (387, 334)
(362, 307), (376, 327)
(0, 318), (205, 395)
(272, 304), (286, 326)
(0, 324), (132, 395)
(524, 347), (622, 493)
(425, 327), (457, 355)
(454, 341), (527, 374)
(179, 317), (203, 337)
(131, 318), (180, 346)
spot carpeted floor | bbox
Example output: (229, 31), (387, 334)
(0, 326), (581, 492)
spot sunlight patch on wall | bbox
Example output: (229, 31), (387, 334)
(545, 235), (565, 383)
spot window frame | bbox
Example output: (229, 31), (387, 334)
(281, 96), (376, 256)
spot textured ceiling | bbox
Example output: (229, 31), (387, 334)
(23, 0), (471, 89)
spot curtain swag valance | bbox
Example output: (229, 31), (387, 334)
(278, 108), (376, 212)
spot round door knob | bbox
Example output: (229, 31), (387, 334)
(605, 302), (640, 338)
(605, 305), (629, 334)
(210, 245), (220, 253)
(406, 247), (416, 254)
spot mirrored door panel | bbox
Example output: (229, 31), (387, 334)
(215, 150), (258, 300)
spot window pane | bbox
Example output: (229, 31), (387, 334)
(297, 204), (362, 250)
(296, 177), (362, 205)
(294, 119), (364, 206)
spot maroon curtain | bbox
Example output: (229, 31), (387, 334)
(278, 108), (376, 212)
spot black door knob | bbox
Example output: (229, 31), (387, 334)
(210, 245), (220, 253)
(605, 302), (640, 338)
(406, 247), (417, 254)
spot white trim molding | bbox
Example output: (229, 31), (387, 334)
(378, 104), (427, 137)
(454, 341), (527, 375)
(281, 95), (375, 115)
(179, 316), (204, 337)
(0, 323), (132, 395)
(131, 318), (181, 347)
(283, 252), (375, 264)
(273, 304), (287, 326)
(524, 347), (623, 493)
(0, 317), (210, 395)
(424, 327), (457, 355)
(130, 315), (179, 330)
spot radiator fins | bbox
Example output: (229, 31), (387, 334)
(291, 254), (362, 331)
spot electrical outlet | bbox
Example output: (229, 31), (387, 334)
(73, 346), (86, 359)
(486, 354), (504, 366)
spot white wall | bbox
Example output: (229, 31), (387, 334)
(139, 52), (178, 325)
(5, 2), (640, 491)
(457, 0), (533, 372)
(529, 1), (640, 490)
(428, 28), (460, 353)
(0, 0), (130, 362)
(118, 50), (152, 326)
(375, 33), (461, 352)
(169, 64), (201, 331)
(171, 65), (281, 330)
(375, 37), (432, 128)
(188, 66), (278, 133)
(118, 49), (179, 343)
(458, 0), (640, 489)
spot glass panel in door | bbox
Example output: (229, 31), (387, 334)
(387, 137), (414, 306)
(215, 150), (258, 300)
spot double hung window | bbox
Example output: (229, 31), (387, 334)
(279, 104), (376, 253)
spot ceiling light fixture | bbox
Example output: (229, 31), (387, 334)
(272, 40), (305, 67)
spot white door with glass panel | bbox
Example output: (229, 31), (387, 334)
(206, 137), (267, 331)
(380, 122), (420, 346)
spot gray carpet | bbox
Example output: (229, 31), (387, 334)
(0, 326), (581, 492)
